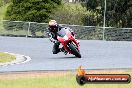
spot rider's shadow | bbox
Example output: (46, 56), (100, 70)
(48, 56), (77, 59)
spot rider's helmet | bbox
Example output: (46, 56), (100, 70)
(48, 20), (58, 33)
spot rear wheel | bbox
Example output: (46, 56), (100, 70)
(68, 42), (81, 58)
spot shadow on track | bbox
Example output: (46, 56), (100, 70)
(48, 56), (78, 59)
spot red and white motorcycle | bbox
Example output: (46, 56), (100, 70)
(57, 28), (81, 58)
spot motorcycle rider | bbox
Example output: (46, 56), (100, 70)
(47, 20), (78, 54)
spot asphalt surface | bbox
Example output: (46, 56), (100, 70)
(0, 36), (132, 72)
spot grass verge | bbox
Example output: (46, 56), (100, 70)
(0, 69), (131, 88)
(0, 52), (16, 63)
(0, 3), (9, 20)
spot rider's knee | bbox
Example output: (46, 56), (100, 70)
(53, 52), (57, 54)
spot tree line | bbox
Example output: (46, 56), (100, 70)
(4, 0), (132, 28)
(85, 0), (132, 27)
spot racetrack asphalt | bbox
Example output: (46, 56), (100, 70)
(0, 36), (132, 72)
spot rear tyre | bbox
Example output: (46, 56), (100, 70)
(68, 43), (81, 58)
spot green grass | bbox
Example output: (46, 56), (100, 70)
(0, 72), (131, 88)
(0, 3), (9, 20)
(0, 52), (16, 63)
(0, 29), (44, 36)
(0, 29), (27, 35)
(0, 3), (9, 31)
(36, 31), (46, 36)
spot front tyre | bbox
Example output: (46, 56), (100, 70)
(69, 43), (81, 58)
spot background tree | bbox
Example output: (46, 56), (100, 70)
(84, 0), (103, 26)
(106, 0), (132, 27)
(51, 3), (88, 25)
(85, 0), (132, 27)
(5, 0), (61, 23)
(0, 0), (4, 7)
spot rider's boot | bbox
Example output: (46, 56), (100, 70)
(60, 47), (68, 55)
(52, 42), (60, 54)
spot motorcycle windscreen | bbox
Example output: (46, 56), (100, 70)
(57, 28), (69, 37)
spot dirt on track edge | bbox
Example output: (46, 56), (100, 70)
(0, 69), (131, 80)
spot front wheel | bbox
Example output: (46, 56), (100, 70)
(68, 43), (81, 58)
